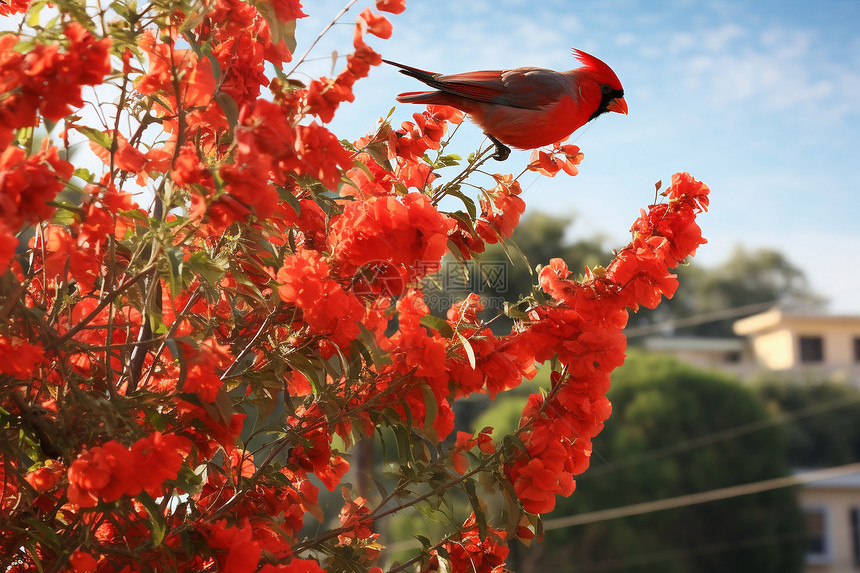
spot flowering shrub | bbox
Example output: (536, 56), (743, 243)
(0, 0), (710, 571)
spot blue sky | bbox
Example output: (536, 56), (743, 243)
(303, 0), (860, 312)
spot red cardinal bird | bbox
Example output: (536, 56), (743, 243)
(384, 49), (627, 160)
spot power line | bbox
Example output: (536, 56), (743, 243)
(543, 462), (860, 531)
(582, 391), (860, 479)
(573, 530), (809, 572)
(623, 298), (821, 338)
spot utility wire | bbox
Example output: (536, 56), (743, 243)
(623, 298), (820, 338)
(582, 391), (860, 479)
(572, 529), (809, 572)
(543, 462), (860, 531)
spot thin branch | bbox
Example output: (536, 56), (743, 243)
(220, 305), (279, 381)
(44, 267), (155, 351)
(286, 0), (360, 77)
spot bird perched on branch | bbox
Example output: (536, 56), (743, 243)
(384, 49), (627, 160)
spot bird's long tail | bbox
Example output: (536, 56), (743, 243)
(382, 59), (439, 86)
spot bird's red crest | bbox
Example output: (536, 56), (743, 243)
(572, 48), (622, 88)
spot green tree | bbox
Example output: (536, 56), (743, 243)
(754, 377), (860, 468)
(478, 352), (806, 573)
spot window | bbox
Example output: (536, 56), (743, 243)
(805, 506), (832, 564)
(852, 508), (860, 568)
(799, 336), (824, 363)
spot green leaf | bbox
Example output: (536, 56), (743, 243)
(186, 250), (229, 288)
(500, 477), (522, 540)
(73, 167), (95, 183)
(200, 389), (234, 427)
(214, 92), (239, 132)
(419, 314), (454, 339)
(276, 184), (302, 216)
(282, 19), (297, 54)
(419, 383), (437, 428)
(110, 0), (133, 23)
(76, 126), (113, 150)
(173, 465), (204, 496)
(285, 354), (323, 396)
(456, 332), (476, 369)
(392, 424), (413, 466)
(21, 517), (62, 550)
(446, 189), (477, 220)
(26, 0), (46, 27)
(463, 478), (488, 539)
(356, 324), (391, 369)
(362, 141), (393, 172)
(137, 491), (167, 546)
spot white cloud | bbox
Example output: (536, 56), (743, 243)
(666, 22), (857, 126)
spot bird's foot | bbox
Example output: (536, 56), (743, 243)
(486, 134), (511, 161)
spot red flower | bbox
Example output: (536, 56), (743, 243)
(450, 429), (495, 473)
(67, 433), (191, 507)
(294, 122), (355, 190)
(376, 0), (406, 14)
(0, 145), (73, 230)
(307, 73), (356, 123)
(200, 519), (262, 573)
(358, 8), (393, 39)
(0, 336), (44, 378)
(69, 550), (98, 572)
(0, 0), (30, 15)
(328, 193), (454, 287)
(476, 174), (526, 243)
(0, 220), (16, 269)
(24, 461), (64, 493)
(527, 143), (584, 177)
(277, 248), (366, 348)
(337, 487), (373, 544)
(0, 24), (110, 129)
(261, 0), (307, 22)
(259, 559), (326, 573)
(434, 514), (509, 573)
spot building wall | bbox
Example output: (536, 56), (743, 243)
(801, 486), (860, 572)
(750, 328), (796, 370)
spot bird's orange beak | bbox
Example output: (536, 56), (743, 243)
(607, 97), (628, 115)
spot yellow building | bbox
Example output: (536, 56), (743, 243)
(640, 308), (860, 571)
(733, 308), (860, 383)
(801, 470), (860, 572)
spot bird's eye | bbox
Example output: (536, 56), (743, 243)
(600, 84), (612, 95)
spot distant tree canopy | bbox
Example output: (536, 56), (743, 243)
(435, 212), (609, 330)
(477, 352), (806, 573)
(754, 377), (860, 468)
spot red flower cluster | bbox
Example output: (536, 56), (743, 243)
(0, 24), (111, 145)
(450, 428), (495, 474)
(67, 432), (192, 507)
(0, 0), (711, 569)
(328, 193), (454, 291)
(0, 145), (73, 267)
(527, 143), (584, 177)
(277, 248), (367, 349)
(305, 6), (391, 123)
(476, 174), (527, 243)
(0, 335), (44, 379)
(337, 487), (374, 545)
(432, 514), (510, 573)
(506, 173), (710, 514)
(445, 294), (537, 398)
